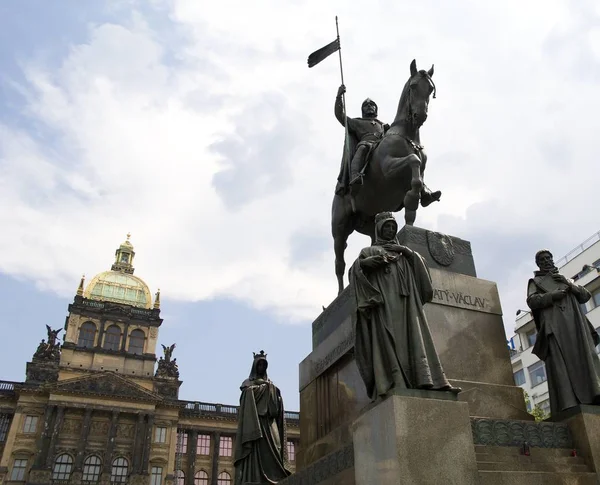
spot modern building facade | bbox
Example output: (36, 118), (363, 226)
(509, 230), (600, 416)
(0, 237), (299, 485)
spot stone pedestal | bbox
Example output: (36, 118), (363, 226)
(352, 392), (479, 485)
(295, 226), (530, 482)
(558, 405), (600, 473)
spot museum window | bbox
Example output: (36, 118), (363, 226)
(103, 325), (121, 351)
(128, 329), (145, 354)
(175, 470), (185, 485)
(11, 458), (28, 481)
(194, 471), (209, 485)
(197, 434), (211, 455)
(82, 455), (102, 482)
(78, 322), (97, 348)
(525, 329), (537, 348)
(23, 415), (38, 434)
(176, 431), (188, 453)
(287, 441), (296, 462)
(219, 436), (233, 457)
(580, 303), (589, 315)
(150, 466), (163, 485)
(154, 426), (167, 443)
(538, 399), (551, 416)
(528, 361), (547, 387)
(217, 472), (231, 485)
(0, 413), (12, 441)
(110, 457), (128, 484)
(52, 453), (74, 481)
(593, 289), (600, 309)
(513, 369), (526, 386)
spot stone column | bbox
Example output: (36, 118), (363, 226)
(102, 411), (120, 474)
(120, 324), (130, 351)
(210, 432), (220, 485)
(132, 413), (145, 474)
(186, 430), (198, 485)
(32, 405), (55, 468)
(74, 408), (93, 471)
(141, 414), (155, 474)
(45, 406), (66, 468)
(96, 319), (106, 349)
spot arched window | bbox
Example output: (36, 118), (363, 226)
(52, 454), (73, 480)
(78, 322), (97, 348)
(175, 470), (185, 485)
(110, 457), (128, 484)
(104, 325), (121, 351)
(194, 471), (209, 485)
(128, 329), (145, 355)
(217, 472), (231, 485)
(82, 455), (102, 482)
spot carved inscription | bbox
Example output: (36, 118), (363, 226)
(432, 288), (487, 310)
(313, 331), (354, 376)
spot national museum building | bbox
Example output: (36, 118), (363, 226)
(0, 237), (300, 485)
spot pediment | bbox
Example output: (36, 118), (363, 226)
(50, 372), (163, 402)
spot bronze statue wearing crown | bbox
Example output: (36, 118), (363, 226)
(233, 351), (291, 485)
(350, 212), (459, 401)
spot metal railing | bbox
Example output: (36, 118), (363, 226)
(556, 230), (600, 268)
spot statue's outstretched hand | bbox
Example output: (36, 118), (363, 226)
(337, 84), (346, 96)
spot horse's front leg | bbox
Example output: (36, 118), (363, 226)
(381, 153), (422, 225)
(403, 155), (422, 225)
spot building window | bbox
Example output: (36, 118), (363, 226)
(538, 399), (551, 416)
(103, 325), (121, 351)
(593, 289), (600, 308)
(52, 454), (74, 481)
(528, 361), (547, 387)
(194, 471), (209, 485)
(525, 329), (537, 348)
(154, 426), (167, 443)
(128, 329), (145, 355)
(176, 431), (188, 453)
(219, 436), (233, 457)
(580, 303), (589, 315)
(197, 434), (211, 455)
(151, 466), (163, 485)
(23, 415), (38, 434)
(110, 457), (128, 484)
(217, 472), (231, 485)
(82, 455), (102, 482)
(11, 459), (28, 481)
(175, 470), (185, 485)
(0, 413), (12, 442)
(513, 369), (526, 386)
(287, 441), (296, 462)
(78, 322), (97, 348)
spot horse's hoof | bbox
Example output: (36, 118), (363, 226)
(421, 190), (441, 207)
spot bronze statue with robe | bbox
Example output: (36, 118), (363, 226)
(350, 212), (458, 401)
(526, 249), (600, 414)
(234, 351), (290, 485)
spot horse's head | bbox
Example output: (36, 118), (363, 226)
(404, 59), (436, 127)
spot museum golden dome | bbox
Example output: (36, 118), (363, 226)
(82, 234), (153, 309)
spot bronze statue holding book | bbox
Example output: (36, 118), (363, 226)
(526, 249), (600, 415)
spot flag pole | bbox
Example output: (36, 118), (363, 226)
(335, 16), (356, 212)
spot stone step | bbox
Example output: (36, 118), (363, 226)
(478, 470), (599, 485)
(476, 452), (586, 465)
(475, 445), (577, 458)
(477, 461), (590, 473)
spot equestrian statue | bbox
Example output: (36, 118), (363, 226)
(332, 59), (440, 294)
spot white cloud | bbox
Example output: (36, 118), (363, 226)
(1, 0), (599, 330)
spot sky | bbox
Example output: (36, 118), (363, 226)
(1, 0), (599, 410)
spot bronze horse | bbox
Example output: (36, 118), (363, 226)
(332, 59), (437, 293)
